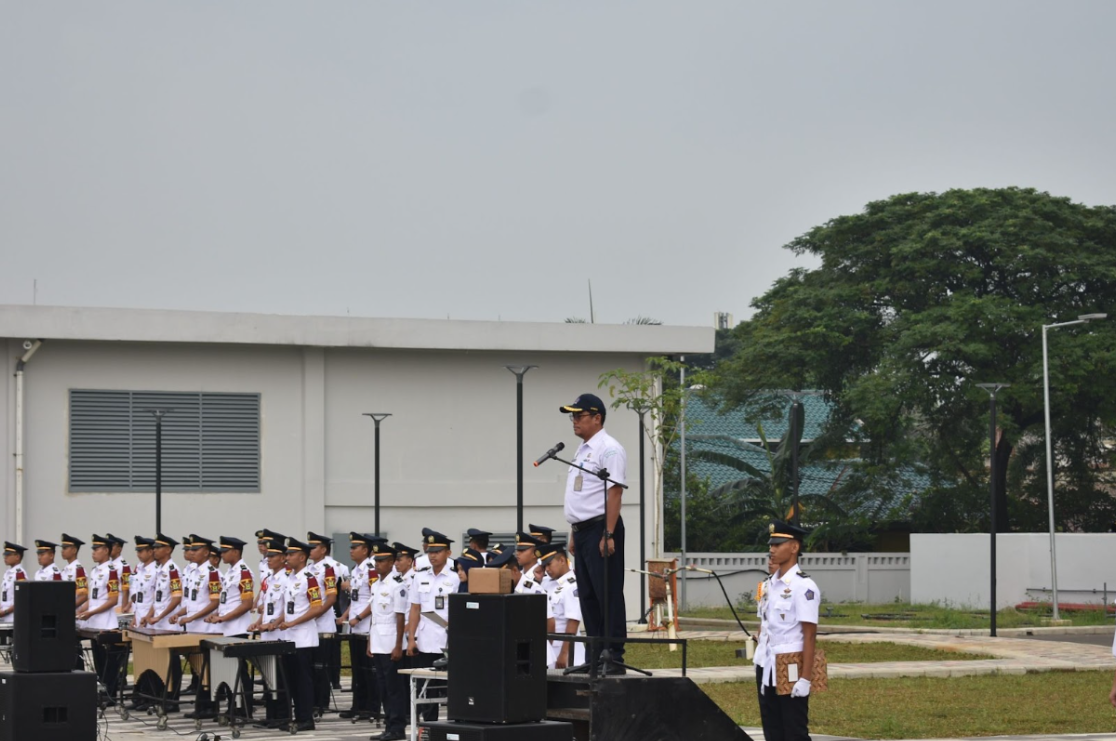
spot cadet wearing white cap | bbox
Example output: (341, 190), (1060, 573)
(0, 543), (28, 624)
(405, 530), (459, 722)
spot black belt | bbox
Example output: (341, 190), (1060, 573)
(570, 515), (605, 532)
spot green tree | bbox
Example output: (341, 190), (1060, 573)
(717, 187), (1116, 533)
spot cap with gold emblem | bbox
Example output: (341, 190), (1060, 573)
(515, 532), (543, 550)
(4, 542), (26, 555)
(767, 520), (808, 545)
(60, 534), (85, 548)
(423, 530), (453, 553)
(393, 542), (419, 559)
(535, 543), (566, 563)
(219, 536), (247, 553)
(90, 534), (111, 549)
(35, 540), (58, 551)
(153, 533), (177, 549)
(371, 542), (397, 559)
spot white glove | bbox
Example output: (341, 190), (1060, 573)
(791, 678), (811, 698)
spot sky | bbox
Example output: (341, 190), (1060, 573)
(2, 1), (1114, 328)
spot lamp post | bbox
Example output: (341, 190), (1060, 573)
(636, 409), (649, 623)
(142, 408), (173, 534)
(505, 366), (537, 533)
(363, 413), (392, 537)
(679, 360), (687, 612)
(1042, 313), (1106, 621)
(976, 382), (1010, 637)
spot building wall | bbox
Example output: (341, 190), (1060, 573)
(1, 338), (654, 614)
(911, 533), (1116, 609)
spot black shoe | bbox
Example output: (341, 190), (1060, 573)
(432, 657), (448, 670)
(340, 709), (360, 719)
(332, 682), (343, 690)
(183, 708), (217, 720)
(602, 663), (627, 676)
(296, 719), (316, 731)
(378, 731), (407, 741)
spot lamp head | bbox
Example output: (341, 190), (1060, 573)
(1078, 313), (1107, 321)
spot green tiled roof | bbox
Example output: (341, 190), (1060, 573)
(682, 392), (832, 442)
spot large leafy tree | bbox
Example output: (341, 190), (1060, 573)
(717, 188), (1116, 533)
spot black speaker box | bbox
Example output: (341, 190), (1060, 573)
(12, 581), (76, 673)
(421, 719), (573, 741)
(0, 670), (97, 741)
(447, 593), (547, 723)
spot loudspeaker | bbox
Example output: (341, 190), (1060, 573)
(421, 719), (574, 740)
(0, 671), (97, 741)
(12, 581), (76, 673)
(447, 593), (547, 723)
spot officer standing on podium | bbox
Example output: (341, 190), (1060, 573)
(558, 393), (628, 671)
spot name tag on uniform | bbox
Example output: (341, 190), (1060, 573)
(267, 603), (274, 616)
(191, 589), (198, 601)
(287, 601), (295, 615)
(92, 588), (99, 599)
(156, 590), (163, 602)
(351, 589), (359, 600)
(435, 595), (444, 610)
(1, 591), (6, 601)
(573, 475), (583, 492)
(135, 594), (144, 603)
(220, 593), (227, 604)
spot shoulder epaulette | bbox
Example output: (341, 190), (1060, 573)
(392, 574), (403, 583)
(796, 570), (810, 579)
(415, 565), (431, 573)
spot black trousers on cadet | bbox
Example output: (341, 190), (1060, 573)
(371, 653), (407, 733)
(756, 665), (811, 741)
(572, 516), (627, 660)
(284, 648), (316, 724)
(347, 635), (381, 714)
(312, 637), (335, 711)
(408, 652), (444, 722)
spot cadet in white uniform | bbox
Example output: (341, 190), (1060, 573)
(513, 532), (546, 594)
(340, 533), (378, 720)
(208, 536), (255, 636)
(369, 543), (408, 741)
(175, 536), (222, 633)
(306, 531), (340, 711)
(105, 534), (132, 613)
(129, 537), (157, 627)
(538, 544), (584, 669)
(60, 533), (89, 611)
(0, 543), (29, 624)
(249, 538), (291, 727)
(277, 537), (325, 731)
(77, 536), (124, 700)
(494, 547), (556, 667)
(34, 540), (64, 582)
(757, 521), (819, 741)
(392, 543), (419, 645)
(406, 530), (459, 722)
(142, 533), (184, 632)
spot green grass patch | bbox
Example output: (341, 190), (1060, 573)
(623, 640), (992, 670)
(703, 671), (1116, 738)
(682, 601), (1115, 629)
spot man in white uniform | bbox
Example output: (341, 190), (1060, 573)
(130, 537), (157, 627)
(0, 543), (28, 624)
(276, 537), (325, 731)
(557, 393), (628, 670)
(406, 530), (459, 722)
(250, 538), (291, 729)
(513, 532), (546, 594)
(538, 544), (584, 669)
(34, 540), (63, 582)
(77, 536), (123, 701)
(757, 521), (820, 741)
(306, 531), (340, 712)
(340, 533), (378, 720)
(105, 534), (132, 613)
(141, 533), (184, 632)
(175, 535), (223, 720)
(60, 533), (89, 612)
(368, 542), (408, 741)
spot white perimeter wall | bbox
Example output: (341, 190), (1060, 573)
(0, 338), (658, 617)
(911, 533), (1116, 609)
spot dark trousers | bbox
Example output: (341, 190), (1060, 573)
(572, 516), (627, 659)
(283, 648), (315, 724)
(408, 652), (444, 722)
(756, 665), (811, 741)
(227, 634), (254, 714)
(330, 633), (343, 689)
(348, 635), (380, 713)
(312, 637), (335, 711)
(372, 653), (407, 733)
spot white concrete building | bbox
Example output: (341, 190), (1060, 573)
(1, 305), (713, 617)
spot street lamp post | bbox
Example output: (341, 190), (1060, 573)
(679, 360), (687, 611)
(1042, 313), (1106, 621)
(637, 410), (648, 623)
(976, 382), (1010, 637)
(363, 413), (392, 537)
(142, 408), (174, 534)
(505, 366), (537, 533)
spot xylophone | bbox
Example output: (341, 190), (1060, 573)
(202, 636), (296, 735)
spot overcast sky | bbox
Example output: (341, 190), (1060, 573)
(2, 1), (1114, 328)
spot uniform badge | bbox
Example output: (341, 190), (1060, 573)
(805, 589), (815, 601)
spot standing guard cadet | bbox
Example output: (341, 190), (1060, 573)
(306, 532), (339, 715)
(77, 536), (123, 702)
(368, 542), (407, 741)
(207, 536), (255, 714)
(277, 537), (325, 732)
(60, 534), (89, 611)
(310, 533), (350, 691)
(465, 529), (492, 563)
(105, 534), (132, 613)
(413, 528), (434, 572)
(130, 537), (157, 627)
(538, 544), (584, 669)
(757, 521), (820, 741)
(34, 540), (63, 582)
(405, 531), (459, 722)
(0, 543), (28, 624)
(142, 533), (184, 633)
(250, 538), (292, 729)
(513, 533), (545, 594)
(176, 535), (223, 721)
(340, 533), (378, 720)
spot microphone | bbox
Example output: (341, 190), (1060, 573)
(687, 566), (716, 575)
(533, 441), (565, 467)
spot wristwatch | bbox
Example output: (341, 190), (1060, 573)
(604, 531), (614, 539)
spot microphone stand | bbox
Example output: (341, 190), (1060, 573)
(543, 450), (650, 678)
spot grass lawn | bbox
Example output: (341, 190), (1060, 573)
(623, 640), (992, 670)
(682, 601), (1116, 630)
(704, 671), (1116, 738)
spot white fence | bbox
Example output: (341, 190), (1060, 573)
(663, 552), (911, 608)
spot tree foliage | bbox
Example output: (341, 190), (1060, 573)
(716, 187), (1116, 533)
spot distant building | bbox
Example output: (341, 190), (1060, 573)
(1, 305), (714, 614)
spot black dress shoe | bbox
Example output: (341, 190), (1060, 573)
(602, 664), (627, 676)
(378, 730), (407, 741)
(295, 719), (316, 731)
